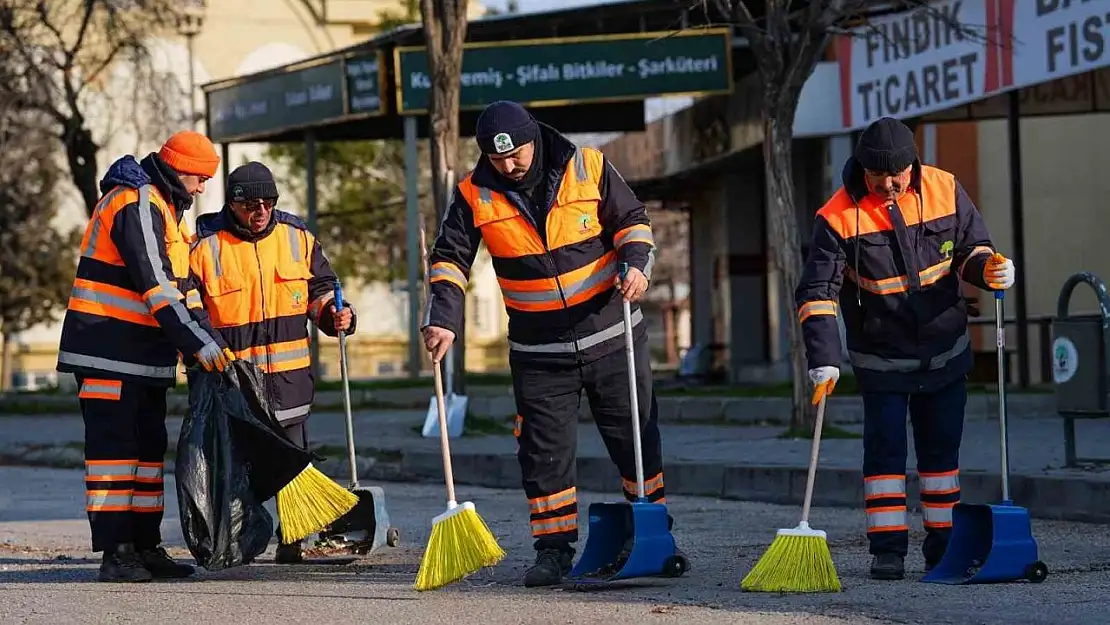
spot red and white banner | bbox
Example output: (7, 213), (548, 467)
(806, 0), (1110, 135)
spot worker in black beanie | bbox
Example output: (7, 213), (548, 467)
(185, 161), (356, 564)
(422, 100), (677, 587)
(795, 116), (1016, 580)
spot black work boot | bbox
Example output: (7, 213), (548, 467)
(99, 543), (153, 583)
(275, 541), (304, 564)
(523, 549), (573, 587)
(138, 546), (195, 579)
(870, 553), (905, 580)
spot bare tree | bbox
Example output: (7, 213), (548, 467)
(0, 0), (189, 217)
(703, 0), (980, 429)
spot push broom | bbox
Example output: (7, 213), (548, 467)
(741, 393), (841, 592)
(413, 216), (505, 591)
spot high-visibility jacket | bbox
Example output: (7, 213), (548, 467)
(187, 208), (352, 425)
(425, 124), (656, 365)
(795, 159), (998, 393)
(57, 154), (221, 385)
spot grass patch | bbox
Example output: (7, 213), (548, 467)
(407, 411), (514, 437)
(776, 424), (863, 440)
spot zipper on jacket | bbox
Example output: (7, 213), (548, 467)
(253, 241), (277, 408)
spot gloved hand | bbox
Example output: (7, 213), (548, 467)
(808, 366), (840, 405)
(984, 252), (1015, 290)
(195, 343), (235, 372)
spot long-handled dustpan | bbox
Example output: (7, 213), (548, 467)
(922, 290), (1048, 584)
(569, 263), (687, 584)
(316, 281), (401, 555)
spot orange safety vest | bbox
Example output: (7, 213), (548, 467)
(189, 219), (319, 422)
(57, 185), (193, 382)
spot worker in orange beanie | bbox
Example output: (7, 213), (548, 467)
(58, 130), (233, 583)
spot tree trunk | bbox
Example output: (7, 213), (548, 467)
(62, 119), (100, 216)
(762, 112), (814, 431)
(0, 332), (13, 393)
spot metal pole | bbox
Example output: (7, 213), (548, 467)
(1007, 90), (1030, 388)
(404, 116), (421, 379)
(187, 33), (197, 129)
(995, 292), (1011, 502)
(220, 143), (229, 204)
(305, 130), (321, 380)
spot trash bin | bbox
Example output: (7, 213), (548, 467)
(1052, 272), (1110, 466)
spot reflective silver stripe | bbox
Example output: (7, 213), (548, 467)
(477, 186), (492, 204)
(86, 492), (132, 509)
(529, 488), (576, 514)
(131, 493), (165, 510)
(922, 504), (954, 526)
(501, 262), (617, 304)
(70, 285), (150, 316)
(920, 473), (959, 493)
(86, 463), (137, 480)
(643, 249), (656, 281)
(866, 508), (907, 530)
(430, 264), (467, 287)
(531, 515), (577, 535)
(58, 350), (178, 379)
(205, 235), (223, 278)
(863, 476), (905, 498)
(275, 404), (312, 422)
(849, 331), (970, 373)
(137, 185), (213, 346)
(79, 380), (122, 399)
(615, 228), (655, 248)
(82, 188), (126, 258)
(287, 224), (302, 262)
(572, 147), (587, 182)
(144, 288), (179, 311)
(509, 308), (643, 354)
(185, 290), (202, 308)
(238, 347), (311, 367)
(135, 464), (163, 480)
(308, 293), (334, 322)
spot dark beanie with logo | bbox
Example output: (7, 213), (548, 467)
(854, 117), (918, 172)
(227, 161), (279, 202)
(474, 100), (539, 155)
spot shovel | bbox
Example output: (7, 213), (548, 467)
(922, 290), (1048, 584)
(568, 263), (687, 583)
(315, 281), (401, 555)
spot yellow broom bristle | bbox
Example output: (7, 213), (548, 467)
(741, 526), (841, 593)
(413, 501), (506, 591)
(276, 464), (359, 544)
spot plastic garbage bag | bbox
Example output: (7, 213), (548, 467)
(175, 360), (316, 570)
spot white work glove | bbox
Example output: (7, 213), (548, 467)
(194, 342), (235, 372)
(808, 366), (840, 405)
(983, 253), (1015, 290)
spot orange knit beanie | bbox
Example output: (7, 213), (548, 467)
(159, 130), (220, 178)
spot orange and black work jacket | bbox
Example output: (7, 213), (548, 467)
(187, 208), (354, 425)
(425, 124), (655, 364)
(795, 159), (998, 394)
(57, 154), (222, 385)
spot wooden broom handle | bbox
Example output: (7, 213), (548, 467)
(801, 395), (827, 525)
(420, 218), (457, 504)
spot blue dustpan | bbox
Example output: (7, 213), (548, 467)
(923, 292), (1048, 585)
(568, 269), (687, 583)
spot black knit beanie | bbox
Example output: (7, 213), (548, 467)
(854, 117), (918, 173)
(474, 100), (538, 155)
(227, 161), (279, 202)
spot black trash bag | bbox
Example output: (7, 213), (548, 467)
(175, 360), (317, 570)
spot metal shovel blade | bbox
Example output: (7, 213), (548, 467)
(569, 501), (675, 582)
(922, 502), (1040, 584)
(317, 486), (400, 555)
(421, 392), (468, 439)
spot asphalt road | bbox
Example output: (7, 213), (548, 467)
(1, 466), (1109, 625)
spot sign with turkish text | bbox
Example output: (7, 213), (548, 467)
(394, 29), (733, 114)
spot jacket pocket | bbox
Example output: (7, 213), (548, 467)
(202, 277), (246, 327)
(274, 261), (313, 318)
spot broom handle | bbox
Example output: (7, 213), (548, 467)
(420, 206), (457, 505)
(334, 282), (358, 489)
(996, 290), (1010, 503)
(620, 263), (646, 500)
(801, 395), (827, 525)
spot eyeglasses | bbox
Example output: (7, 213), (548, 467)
(233, 198), (276, 212)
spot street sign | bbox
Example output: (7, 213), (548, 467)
(208, 59), (347, 143)
(394, 29), (733, 114)
(344, 51), (387, 117)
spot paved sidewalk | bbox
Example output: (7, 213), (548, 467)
(5, 406), (1110, 523)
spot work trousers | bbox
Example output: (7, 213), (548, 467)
(78, 376), (169, 553)
(512, 338), (664, 552)
(862, 377), (966, 561)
